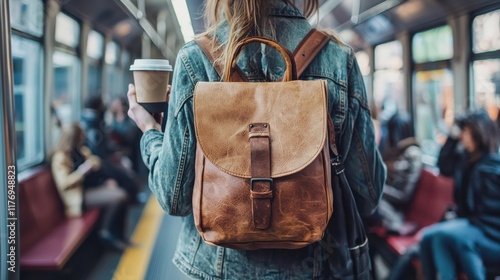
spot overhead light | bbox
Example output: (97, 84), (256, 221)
(171, 0), (195, 42)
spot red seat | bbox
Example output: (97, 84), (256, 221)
(374, 168), (454, 255)
(19, 166), (100, 270)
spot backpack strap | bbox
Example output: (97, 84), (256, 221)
(194, 35), (247, 82)
(293, 29), (330, 78)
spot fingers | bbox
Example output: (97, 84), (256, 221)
(166, 85), (171, 102)
(127, 84), (139, 120)
(127, 83), (137, 106)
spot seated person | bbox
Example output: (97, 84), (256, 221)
(81, 95), (140, 202)
(420, 110), (500, 280)
(369, 106), (422, 234)
(108, 97), (143, 173)
(51, 122), (130, 250)
(378, 137), (422, 233)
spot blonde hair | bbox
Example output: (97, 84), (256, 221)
(54, 122), (84, 154)
(202, 0), (319, 79)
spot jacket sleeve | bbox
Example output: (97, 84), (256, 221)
(341, 50), (386, 217)
(51, 151), (85, 191)
(140, 48), (197, 216)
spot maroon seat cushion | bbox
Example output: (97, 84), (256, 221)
(405, 169), (454, 229)
(19, 166), (100, 270)
(383, 169), (454, 255)
(20, 209), (100, 270)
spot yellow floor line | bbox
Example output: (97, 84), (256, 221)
(113, 196), (164, 280)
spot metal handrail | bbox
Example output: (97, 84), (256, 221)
(0, 0), (19, 278)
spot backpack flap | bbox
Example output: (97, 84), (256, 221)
(194, 80), (327, 178)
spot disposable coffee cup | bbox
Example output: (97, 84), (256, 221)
(130, 59), (173, 113)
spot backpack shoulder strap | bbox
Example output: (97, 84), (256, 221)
(194, 35), (247, 81)
(293, 29), (330, 78)
(195, 29), (329, 81)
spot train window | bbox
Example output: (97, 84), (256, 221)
(106, 41), (121, 97)
(472, 59), (500, 120)
(121, 50), (133, 93)
(55, 13), (80, 48)
(412, 25), (453, 64)
(414, 69), (454, 163)
(87, 31), (104, 96)
(473, 9), (500, 54)
(9, 0), (43, 37)
(11, 35), (44, 168)
(87, 30), (104, 60)
(52, 51), (81, 127)
(471, 9), (500, 123)
(373, 41), (405, 115)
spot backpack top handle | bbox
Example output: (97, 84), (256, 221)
(224, 37), (298, 82)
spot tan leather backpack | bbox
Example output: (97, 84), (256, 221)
(193, 30), (333, 250)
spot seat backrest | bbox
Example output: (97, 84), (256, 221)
(405, 168), (454, 228)
(19, 166), (66, 253)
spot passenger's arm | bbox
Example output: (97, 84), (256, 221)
(138, 49), (196, 216)
(437, 136), (461, 177)
(341, 50), (386, 217)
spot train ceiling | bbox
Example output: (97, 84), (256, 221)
(59, 0), (498, 56)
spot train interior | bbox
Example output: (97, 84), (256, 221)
(0, 0), (499, 279)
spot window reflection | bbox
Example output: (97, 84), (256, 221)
(414, 69), (454, 160)
(11, 35), (44, 167)
(473, 9), (500, 54)
(106, 41), (121, 98)
(473, 59), (500, 122)
(412, 26), (453, 63)
(9, 0), (43, 37)
(373, 41), (405, 116)
(87, 30), (104, 60)
(53, 51), (81, 126)
(55, 13), (80, 48)
(87, 30), (104, 96)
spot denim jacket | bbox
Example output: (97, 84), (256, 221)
(140, 2), (385, 279)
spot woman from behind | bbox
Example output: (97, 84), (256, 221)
(51, 122), (130, 250)
(420, 109), (500, 280)
(126, 0), (385, 279)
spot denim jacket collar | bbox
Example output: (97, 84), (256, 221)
(268, 1), (305, 18)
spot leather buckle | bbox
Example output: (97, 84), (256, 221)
(250, 178), (273, 190)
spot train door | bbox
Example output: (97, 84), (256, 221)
(0, 0), (20, 279)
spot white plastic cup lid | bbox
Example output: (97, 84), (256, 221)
(130, 59), (173, 71)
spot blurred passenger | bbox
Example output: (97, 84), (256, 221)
(108, 97), (143, 174)
(369, 101), (422, 232)
(378, 99), (413, 155)
(378, 137), (422, 233)
(421, 109), (500, 280)
(51, 122), (129, 250)
(125, 0), (385, 278)
(81, 95), (140, 202)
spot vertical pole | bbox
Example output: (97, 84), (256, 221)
(0, 0), (20, 278)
